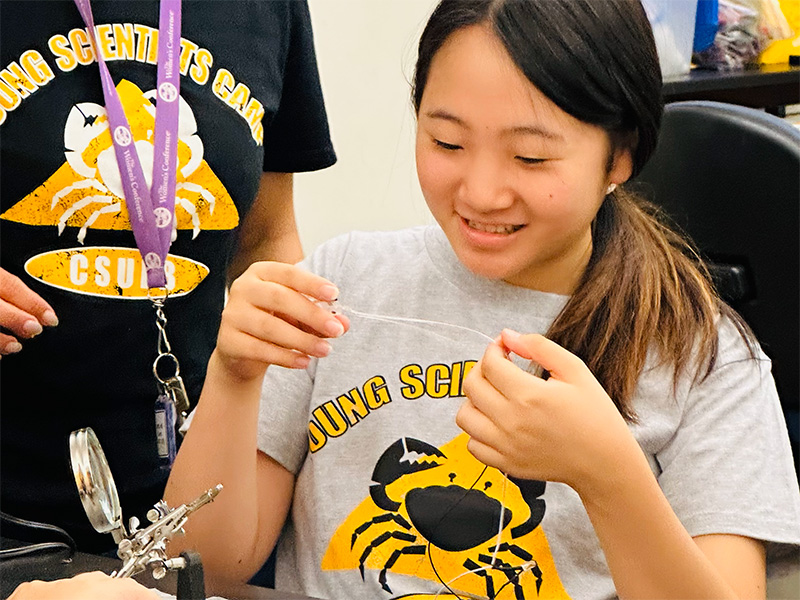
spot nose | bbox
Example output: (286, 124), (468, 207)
(458, 154), (514, 213)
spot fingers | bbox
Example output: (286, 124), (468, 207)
(220, 300), (332, 370)
(456, 394), (502, 447)
(499, 329), (589, 383)
(232, 262), (345, 339)
(470, 338), (547, 404)
(0, 268), (58, 329)
(458, 340), (547, 459)
(0, 269), (58, 355)
(0, 298), (44, 338)
(456, 397), (518, 474)
(218, 262), (349, 378)
(0, 332), (23, 356)
(249, 261), (339, 304)
(466, 436), (508, 473)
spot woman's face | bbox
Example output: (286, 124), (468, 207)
(416, 25), (632, 294)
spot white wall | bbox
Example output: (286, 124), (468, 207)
(295, 0), (440, 253)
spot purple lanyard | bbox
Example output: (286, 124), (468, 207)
(73, 0), (182, 289)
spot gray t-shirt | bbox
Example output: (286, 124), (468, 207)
(257, 225), (800, 600)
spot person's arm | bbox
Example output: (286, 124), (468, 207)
(8, 572), (159, 600)
(227, 172), (303, 285)
(0, 267), (58, 355)
(164, 261), (347, 584)
(164, 357), (294, 584)
(577, 441), (765, 600)
(457, 329), (766, 600)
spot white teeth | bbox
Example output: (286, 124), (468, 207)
(466, 220), (522, 234)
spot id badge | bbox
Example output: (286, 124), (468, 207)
(154, 393), (177, 467)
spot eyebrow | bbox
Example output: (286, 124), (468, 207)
(424, 109), (564, 142)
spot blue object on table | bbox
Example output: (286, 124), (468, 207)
(693, 0), (719, 52)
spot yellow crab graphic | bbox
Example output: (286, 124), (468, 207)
(1, 79), (238, 241)
(322, 433), (570, 599)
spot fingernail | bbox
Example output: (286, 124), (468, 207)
(502, 328), (521, 340)
(320, 285), (339, 302)
(42, 310), (59, 327)
(3, 342), (23, 354)
(22, 320), (43, 337)
(315, 340), (332, 357)
(324, 319), (344, 337)
(294, 355), (311, 369)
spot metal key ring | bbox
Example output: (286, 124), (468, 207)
(153, 352), (180, 384)
(147, 286), (169, 305)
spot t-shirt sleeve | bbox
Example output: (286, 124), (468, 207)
(262, 0), (336, 174)
(256, 233), (354, 473)
(257, 363), (315, 474)
(656, 319), (800, 575)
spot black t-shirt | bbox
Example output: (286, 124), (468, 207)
(0, 0), (336, 552)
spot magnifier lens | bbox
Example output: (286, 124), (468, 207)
(69, 427), (123, 535)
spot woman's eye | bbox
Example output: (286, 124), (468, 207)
(433, 139), (462, 151)
(516, 156), (545, 165)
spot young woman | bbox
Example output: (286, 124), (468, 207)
(163, 1), (800, 599)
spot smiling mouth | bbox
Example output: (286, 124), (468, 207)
(465, 219), (525, 235)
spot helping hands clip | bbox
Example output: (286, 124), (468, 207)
(113, 484), (222, 579)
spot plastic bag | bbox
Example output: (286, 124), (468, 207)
(754, 0), (794, 43)
(694, 0), (793, 69)
(642, 0), (699, 77)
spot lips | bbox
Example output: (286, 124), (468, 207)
(465, 219), (524, 235)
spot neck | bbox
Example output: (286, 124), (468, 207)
(505, 233), (593, 295)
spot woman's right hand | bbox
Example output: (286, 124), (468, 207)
(214, 261), (349, 382)
(0, 267), (58, 356)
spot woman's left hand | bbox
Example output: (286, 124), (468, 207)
(457, 329), (639, 494)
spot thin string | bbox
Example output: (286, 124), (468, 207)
(327, 301), (522, 598)
(431, 475), (509, 600)
(332, 302), (496, 345)
(490, 476), (507, 566)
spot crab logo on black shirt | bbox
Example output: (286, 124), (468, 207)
(1, 80), (238, 299)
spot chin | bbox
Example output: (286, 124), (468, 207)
(455, 249), (518, 282)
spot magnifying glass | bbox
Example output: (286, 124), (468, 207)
(68, 427), (128, 544)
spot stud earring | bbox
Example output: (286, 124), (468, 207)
(606, 183), (617, 195)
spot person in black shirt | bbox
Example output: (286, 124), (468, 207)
(0, 0), (336, 553)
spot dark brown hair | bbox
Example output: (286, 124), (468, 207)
(413, 0), (755, 419)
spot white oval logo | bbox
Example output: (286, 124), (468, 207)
(23, 247), (210, 300)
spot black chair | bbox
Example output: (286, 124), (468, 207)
(635, 100), (800, 472)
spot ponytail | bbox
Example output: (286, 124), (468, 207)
(546, 189), (755, 420)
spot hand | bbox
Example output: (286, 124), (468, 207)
(0, 267), (58, 356)
(457, 329), (640, 496)
(214, 261), (349, 382)
(8, 572), (160, 600)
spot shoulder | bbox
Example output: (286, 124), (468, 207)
(638, 313), (772, 407)
(680, 313), (775, 408)
(713, 313), (769, 368)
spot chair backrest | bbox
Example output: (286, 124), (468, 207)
(635, 101), (800, 416)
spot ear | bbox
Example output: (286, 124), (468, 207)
(608, 145), (634, 185)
